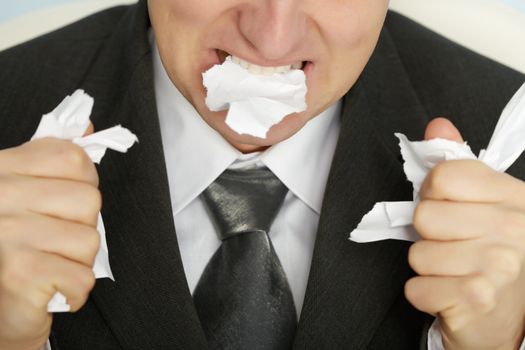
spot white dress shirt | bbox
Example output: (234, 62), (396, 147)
(152, 39), (341, 316)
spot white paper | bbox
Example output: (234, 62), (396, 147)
(202, 56), (307, 138)
(350, 82), (525, 243)
(29, 90), (138, 312)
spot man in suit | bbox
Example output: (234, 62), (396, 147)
(0, 0), (524, 349)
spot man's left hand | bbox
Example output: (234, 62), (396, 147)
(406, 118), (525, 350)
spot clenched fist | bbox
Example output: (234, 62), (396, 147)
(406, 118), (525, 350)
(0, 125), (101, 350)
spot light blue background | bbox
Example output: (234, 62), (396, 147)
(1, 0), (525, 23)
(503, 0), (525, 12)
(1, 0), (93, 22)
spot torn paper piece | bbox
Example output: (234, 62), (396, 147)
(350, 82), (525, 243)
(73, 125), (139, 164)
(350, 202), (419, 243)
(350, 136), (478, 244)
(203, 56), (307, 138)
(92, 213), (113, 279)
(29, 90), (137, 312)
(396, 133), (477, 198)
(31, 90), (93, 140)
(47, 293), (70, 313)
(479, 83), (525, 171)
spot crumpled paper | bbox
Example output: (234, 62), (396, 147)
(30, 90), (138, 312)
(350, 82), (525, 243)
(202, 56), (307, 138)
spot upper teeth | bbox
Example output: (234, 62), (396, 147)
(231, 56), (302, 75)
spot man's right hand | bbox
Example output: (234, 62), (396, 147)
(0, 132), (101, 350)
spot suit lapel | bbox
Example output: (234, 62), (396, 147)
(72, 2), (207, 348)
(91, 58), (207, 349)
(294, 23), (431, 349)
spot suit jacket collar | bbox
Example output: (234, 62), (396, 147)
(79, 1), (208, 348)
(69, 2), (431, 348)
(293, 24), (431, 348)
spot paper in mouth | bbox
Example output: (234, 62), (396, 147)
(202, 56), (308, 139)
(349, 82), (525, 243)
(31, 89), (138, 312)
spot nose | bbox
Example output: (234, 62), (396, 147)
(239, 0), (306, 61)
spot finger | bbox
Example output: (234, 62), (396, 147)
(409, 239), (482, 276)
(409, 238), (523, 285)
(83, 122), (94, 137)
(405, 275), (496, 331)
(0, 214), (100, 266)
(3, 250), (95, 313)
(0, 138), (98, 186)
(419, 160), (523, 203)
(425, 117), (464, 143)
(413, 200), (505, 241)
(42, 255), (95, 312)
(0, 176), (101, 226)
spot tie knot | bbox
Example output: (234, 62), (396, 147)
(202, 167), (288, 240)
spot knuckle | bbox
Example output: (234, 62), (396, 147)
(61, 144), (89, 169)
(404, 278), (416, 301)
(88, 188), (102, 222)
(84, 228), (101, 263)
(69, 303), (82, 312)
(404, 277), (423, 306)
(485, 246), (522, 283)
(78, 269), (96, 295)
(78, 267), (96, 300)
(499, 211), (525, 242)
(408, 242), (426, 274)
(83, 186), (102, 213)
(55, 143), (93, 180)
(424, 160), (479, 197)
(77, 186), (102, 224)
(83, 271), (96, 291)
(461, 276), (496, 311)
(68, 294), (87, 312)
(425, 162), (451, 196)
(413, 201), (431, 235)
(68, 270), (95, 312)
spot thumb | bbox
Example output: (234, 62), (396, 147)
(424, 117), (464, 143)
(83, 122), (94, 137)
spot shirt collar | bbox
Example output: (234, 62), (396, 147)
(262, 102), (341, 213)
(152, 40), (341, 215)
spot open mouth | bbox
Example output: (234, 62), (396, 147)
(216, 49), (309, 75)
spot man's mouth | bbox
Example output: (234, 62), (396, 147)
(216, 49), (307, 75)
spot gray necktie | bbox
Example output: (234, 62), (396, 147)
(193, 167), (297, 350)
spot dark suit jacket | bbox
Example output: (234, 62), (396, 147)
(0, 1), (524, 349)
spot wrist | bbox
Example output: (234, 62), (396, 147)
(442, 327), (524, 350)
